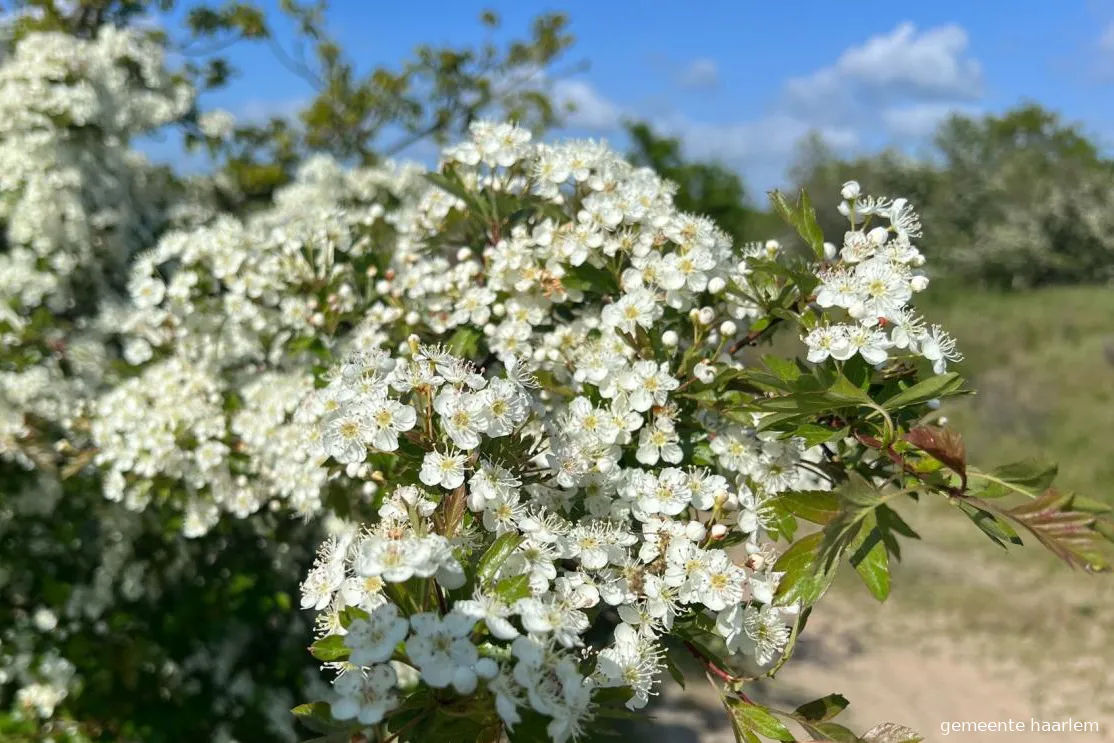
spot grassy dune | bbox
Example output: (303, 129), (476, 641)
(922, 285), (1114, 502)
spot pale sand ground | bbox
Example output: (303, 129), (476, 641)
(623, 501), (1114, 742)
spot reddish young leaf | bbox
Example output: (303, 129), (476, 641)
(1003, 489), (1110, 572)
(904, 425), (967, 488)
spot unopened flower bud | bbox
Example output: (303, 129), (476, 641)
(710, 524), (729, 541)
(684, 521), (707, 541)
(662, 330), (679, 347)
(375, 280), (390, 294)
(405, 311), (419, 325)
(456, 247), (473, 261)
(708, 276), (727, 294)
(927, 398), (941, 410)
(823, 241), (838, 260)
(867, 226), (889, 246)
(693, 361), (715, 384)
(910, 274), (929, 292)
(719, 320), (737, 336)
(696, 307), (715, 326)
(841, 180), (861, 200)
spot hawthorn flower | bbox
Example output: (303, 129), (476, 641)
(323, 413), (370, 464)
(920, 324), (963, 374)
(636, 420), (683, 466)
(455, 590), (519, 640)
(420, 450), (467, 489)
(620, 360), (678, 413)
(595, 623), (663, 710)
(515, 597), (590, 648)
(700, 551), (747, 611)
(331, 664), (399, 725)
(345, 603), (409, 666)
(842, 325), (891, 364)
(406, 612), (481, 693)
(300, 561), (345, 610)
(481, 377), (528, 436)
(366, 398), (416, 451)
(602, 289), (660, 333)
(716, 604), (793, 667)
(354, 537), (432, 583)
(435, 390), (488, 449)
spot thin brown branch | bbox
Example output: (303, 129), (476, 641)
(684, 641), (744, 685)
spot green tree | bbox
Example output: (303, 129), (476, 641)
(789, 106), (1114, 289)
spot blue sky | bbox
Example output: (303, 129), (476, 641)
(148, 0), (1114, 197)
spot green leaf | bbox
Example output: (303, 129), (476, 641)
(818, 474), (885, 571)
(799, 720), (862, 742)
(788, 424), (849, 448)
(769, 188), (825, 258)
(772, 490), (841, 525)
(422, 170), (484, 214)
(975, 459), (1058, 498)
(849, 512), (891, 601)
(794, 693), (850, 722)
(726, 698), (796, 742)
(860, 722), (924, 743)
(1067, 493), (1113, 514)
(338, 605), (370, 629)
(309, 634), (349, 662)
(763, 354), (803, 384)
(446, 326), (484, 360)
(292, 702), (350, 735)
(562, 261), (619, 295)
(773, 532), (838, 607)
(882, 372), (964, 411)
(824, 375), (874, 406)
(493, 574), (532, 602)
(955, 500), (1022, 549)
(663, 650), (686, 689)
(476, 533), (524, 587)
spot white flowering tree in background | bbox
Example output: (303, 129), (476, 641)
(0, 2), (571, 741)
(1, 4), (1112, 743)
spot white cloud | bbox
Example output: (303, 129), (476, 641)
(785, 22), (982, 114)
(659, 114), (857, 164)
(544, 22), (984, 189)
(553, 79), (624, 130)
(881, 102), (976, 139)
(677, 58), (719, 89)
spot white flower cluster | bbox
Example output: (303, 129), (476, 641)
(369, 122), (769, 374)
(0, 27), (190, 319)
(301, 339), (800, 740)
(90, 357), (337, 534)
(804, 181), (963, 373)
(111, 155), (422, 369)
(83, 155), (426, 532)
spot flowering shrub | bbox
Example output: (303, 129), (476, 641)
(290, 124), (1114, 742)
(0, 15), (1110, 743)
